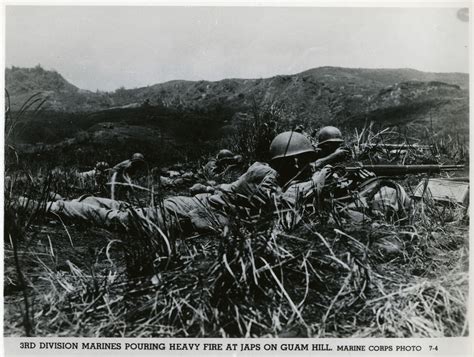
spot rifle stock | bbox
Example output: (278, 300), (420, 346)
(345, 164), (464, 176)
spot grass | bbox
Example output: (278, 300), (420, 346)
(4, 180), (468, 337)
(3, 123), (469, 338)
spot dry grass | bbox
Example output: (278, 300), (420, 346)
(4, 124), (469, 338)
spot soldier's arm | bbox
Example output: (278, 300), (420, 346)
(281, 166), (331, 204)
(112, 160), (132, 174)
(205, 162), (280, 208)
(313, 147), (349, 169)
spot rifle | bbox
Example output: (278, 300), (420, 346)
(358, 144), (431, 150)
(344, 164), (464, 176)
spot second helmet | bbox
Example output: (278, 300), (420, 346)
(317, 126), (344, 146)
(216, 149), (235, 161)
(132, 153), (145, 161)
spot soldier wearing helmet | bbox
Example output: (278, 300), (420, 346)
(268, 131), (318, 185)
(313, 126), (349, 169)
(131, 153), (145, 161)
(215, 149), (241, 169)
(202, 149), (244, 180)
(194, 131), (324, 208)
(216, 149), (234, 161)
(17, 130), (408, 236)
(113, 152), (146, 178)
(111, 153), (147, 199)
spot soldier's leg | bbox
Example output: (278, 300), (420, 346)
(45, 199), (138, 229)
(74, 195), (127, 210)
(341, 179), (411, 221)
(357, 179), (412, 217)
(371, 185), (410, 213)
(17, 193), (221, 233)
(17, 196), (165, 230)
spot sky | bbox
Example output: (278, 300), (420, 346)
(5, 6), (470, 91)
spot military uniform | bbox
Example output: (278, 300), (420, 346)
(34, 160), (409, 233)
(39, 162), (276, 233)
(22, 131), (411, 234)
(110, 153), (146, 200)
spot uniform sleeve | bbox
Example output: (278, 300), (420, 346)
(282, 167), (330, 205)
(214, 162), (280, 207)
(112, 160), (132, 174)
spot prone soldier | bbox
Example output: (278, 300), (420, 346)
(15, 130), (415, 235)
(110, 153), (147, 200)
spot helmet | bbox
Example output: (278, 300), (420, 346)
(269, 131), (316, 161)
(317, 126), (344, 146)
(131, 153), (145, 161)
(233, 154), (243, 163)
(216, 149), (234, 161)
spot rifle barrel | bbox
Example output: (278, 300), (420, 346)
(360, 144), (431, 149)
(346, 164), (464, 176)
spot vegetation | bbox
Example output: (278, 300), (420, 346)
(4, 66), (469, 337)
(4, 102), (469, 337)
(6, 66), (469, 147)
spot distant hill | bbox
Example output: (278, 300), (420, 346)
(5, 65), (469, 166)
(6, 65), (111, 112)
(6, 65), (468, 113)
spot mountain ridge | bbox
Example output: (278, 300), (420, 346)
(6, 65), (468, 112)
(5, 65), (469, 151)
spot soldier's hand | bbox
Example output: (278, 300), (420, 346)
(334, 147), (350, 158)
(190, 183), (212, 195)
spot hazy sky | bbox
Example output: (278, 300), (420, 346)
(5, 6), (470, 91)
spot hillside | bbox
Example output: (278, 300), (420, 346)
(6, 65), (468, 113)
(5, 65), (469, 166)
(6, 66), (101, 112)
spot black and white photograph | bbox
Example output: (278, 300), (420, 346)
(3, 3), (470, 345)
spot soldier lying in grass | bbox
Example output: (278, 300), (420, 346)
(15, 130), (411, 234)
(202, 149), (244, 179)
(110, 152), (147, 200)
